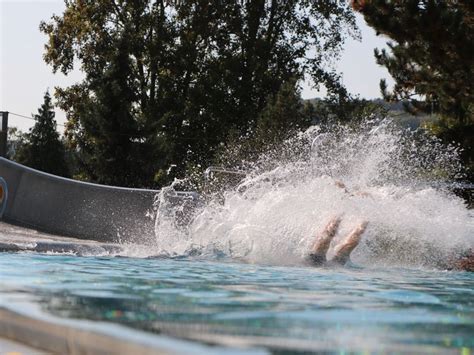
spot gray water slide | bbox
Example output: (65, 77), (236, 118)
(0, 158), (184, 244)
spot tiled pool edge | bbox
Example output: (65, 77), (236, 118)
(0, 306), (266, 355)
(0, 335), (47, 354)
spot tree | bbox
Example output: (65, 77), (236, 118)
(41, 0), (358, 187)
(65, 34), (149, 186)
(213, 81), (314, 170)
(353, 0), (474, 179)
(15, 91), (69, 177)
(353, 0), (473, 121)
(6, 127), (26, 160)
(256, 80), (310, 145)
(311, 95), (388, 124)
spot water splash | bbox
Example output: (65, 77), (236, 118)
(154, 119), (473, 268)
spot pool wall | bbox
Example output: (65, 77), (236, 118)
(0, 158), (159, 243)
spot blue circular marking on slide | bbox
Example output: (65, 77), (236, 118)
(0, 177), (7, 219)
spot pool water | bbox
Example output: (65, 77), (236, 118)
(0, 252), (473, 353)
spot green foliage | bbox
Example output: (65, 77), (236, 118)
(256, 80), (310, 145)
(354, 0), (474, 180)
(6, 127), (26, 160)
(424, 118), (474, 181)
(354, 0), (473, 122)
(310, 95), (388, 124)
(41, 0), (358, 187)
(15, 91), (69, 177)
(213, 80), (313, 169)
(67, 35), (148, 186)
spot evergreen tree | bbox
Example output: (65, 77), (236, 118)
(69, 34), (148, 186)
(353, 0), (473, 121)
(15, 91), (69, 177)
(353, 0), (474, 179)
(352, 0), (474, 181)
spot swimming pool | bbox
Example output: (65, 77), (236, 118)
(1, 121), (473, 353)
(1, 252), (473, 353)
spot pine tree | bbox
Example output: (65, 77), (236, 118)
(353, 0), (473, 121)
(15, 91), (69, 177)
(353, 0), (474, 180)
(71, 35), (145, 186)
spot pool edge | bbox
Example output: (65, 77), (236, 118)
(0, 306), (266, 355)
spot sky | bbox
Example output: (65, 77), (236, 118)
(1, 0), (394, 133)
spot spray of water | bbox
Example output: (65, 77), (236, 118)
(153, 119), (473, 268)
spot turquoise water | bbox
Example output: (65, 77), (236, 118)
(0, 253), (473, 353)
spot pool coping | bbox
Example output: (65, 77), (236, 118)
(0, 335), (48, 354)
(0, 304), (266, 355)
(0, 221), (126, 256)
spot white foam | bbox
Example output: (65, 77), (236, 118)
(153, 119), (473, 268)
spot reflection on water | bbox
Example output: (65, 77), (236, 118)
(0, 253), (473, 352)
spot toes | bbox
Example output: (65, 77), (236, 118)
(325, 216), (343, 236)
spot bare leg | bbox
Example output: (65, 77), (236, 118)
(332, 221), (368, 265)
(308, 216), (342, 265)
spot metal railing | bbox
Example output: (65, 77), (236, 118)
(203, 166), (247, 183)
